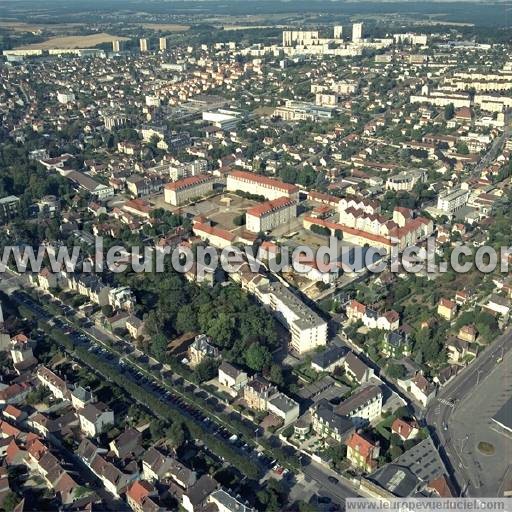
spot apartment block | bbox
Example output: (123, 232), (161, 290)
(164, 174), (215, 206)
(227, 170), (299, 201)
(245, 197), (297, 233)
(256, 282), (327, 354)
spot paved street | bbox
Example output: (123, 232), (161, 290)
(426, 328), (512, 496)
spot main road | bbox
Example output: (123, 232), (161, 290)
(425, 327), (512, 495)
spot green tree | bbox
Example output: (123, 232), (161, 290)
(245, 342), (272, 372)
(269, 363), (284, 387)
(167, 421), (186, 450)
(444, 103), (455, 120)
(387, 363), (407, 379)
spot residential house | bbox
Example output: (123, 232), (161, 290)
(391, 418), (419, 441)
(109, 428), (143, 460)
(346, 432), (380, 473)
(78, 402), (114, 437)
(182, 475), (218, 512)
(142, 447), (174, 483)
(437, 298), (457, 321)
(311, 345), (348, 373)
(381, 331), (411, 359)
(0, 383), (31, 407)
(243, 376), (277, 412)
(208, 489), (256, 512)
(484, 294), (510, 317)
(335, 385), (383, 427)
(409, 373), (436, 407)
(36, 366), (70, 401)
(267, 393), (300, 426)
(343, 352), (375, 384)
(126, 480), (161, 512)
(188, 335), (219, 368)
(126, 315), (145, 340)
(218, 362), (248, 392)
(311, 399), (355, 442)
(70, 386), (95, 411)
(457, 325), (477, 343)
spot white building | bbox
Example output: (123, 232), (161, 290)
(145, 96), (161, 108)
(140, 38), (149, 52)
(267, 393), (300, 425)
(159, 37), (167, 51)
(79, 402), (114, 437)
(282, 30), (319, 47)
(57, 92), (75, 105)
(256, 282), (327, 354)
(245, 197), (297, 233)
(202, 109), (243, 131)
(36, 366), (70, 401)
(386, 169), (426, 192)
(208, 490), (256, 512)
(164, 174), (215, 206)
(335, 385), (383, 428)
(437, 186), (470, 216)
(352, 23), (363, 42)
(218, 362), (248, 391)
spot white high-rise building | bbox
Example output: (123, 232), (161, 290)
(139, 38), (149, 52)
(112, 40), (121, 52)
(334, 26), (343, 39)
(352, 22), (363, 42)
(159, 37), (167, 51)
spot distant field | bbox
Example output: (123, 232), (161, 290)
(140, 23), (190, 32)
(0, 20), (83, 33)
(16, 33), (129, 50)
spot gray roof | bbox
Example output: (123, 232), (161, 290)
(314, 399), (354, 436)
(392, 437), (446, 483)
(268, 392), (298, 414)
(219, 361), (244, 379)
(344, 352), (371, 382)
(311, 345), (348, 370)
(263, 282), (326, 330)
(71, 385), (93, 402)
(210, 489), (256, 512)
(369, 464), (420, 497)
(0, 195), (19, 204)
(335, 385), (382, 417)
(492, 397), (512, 432)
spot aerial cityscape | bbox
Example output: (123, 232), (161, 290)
(0, 0), (511, 510)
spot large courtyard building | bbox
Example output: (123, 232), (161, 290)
(164, 175), (215, 206)
(227, 170), (299, 201)
(245, 197), (297, 233)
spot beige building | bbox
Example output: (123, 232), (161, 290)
(164, 174), (215, 206)
(227, 170), (299, 201)
(245, 197), (297, 233)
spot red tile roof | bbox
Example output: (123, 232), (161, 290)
(164, 174), (213, 191)
(346, 432), (376, 459)
(391, 418), (417, 440)
(229, 170), (299, 194)
(246, 197), (296, 218)
(193, 222), (235, 242)
(127, 480), (155, 505)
